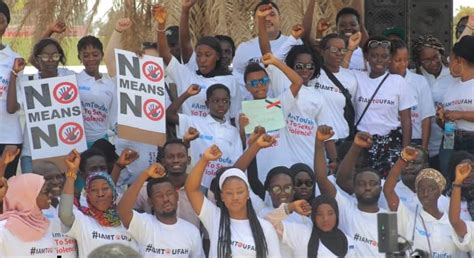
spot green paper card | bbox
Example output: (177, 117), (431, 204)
(242, 98), (285, 134)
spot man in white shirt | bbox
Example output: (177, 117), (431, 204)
(118, 164), (204, 258)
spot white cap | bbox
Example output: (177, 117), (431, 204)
(218, 168), (250, 190)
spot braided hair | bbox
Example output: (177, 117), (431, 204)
(213, 167), (269, 258)
(411, 34), (449, 74)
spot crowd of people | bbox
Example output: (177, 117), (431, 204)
(1, 0), (474, 257)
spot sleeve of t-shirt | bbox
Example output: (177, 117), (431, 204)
(127, 210), (149, 243)
(261, 219), (283, 258)
(397, 77), (417, 111)
(198, 197), (220, 236)
(266, 65), (291, 97)
(165, 56), (194, 95)
(273, 36), (303, 61)
(281, 221), (310, 251)
(417, 78), (436, 120)
(66, 209), (85, 239)
(451, 221), (474, 252)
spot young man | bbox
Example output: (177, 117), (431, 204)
(117, 164), (204, 258)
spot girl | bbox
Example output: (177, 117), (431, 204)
(265, 195), (353, 257)
(185, 145), (281, 258)
(389, 39), (435, 150)
(59, 150), (138, 257)
(351, 35), (416, 178)
(289, 163), (316, 202)
(0, 2), (22, 178)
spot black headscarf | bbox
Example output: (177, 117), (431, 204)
(307, 195), (348, 257)
(290, 163), (316, 201)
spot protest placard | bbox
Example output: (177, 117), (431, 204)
(115, 49), (166, 146)
(21, 75), (87, 162)
(241, 98), (286, 134)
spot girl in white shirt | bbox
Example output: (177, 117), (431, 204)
(185, 145), (281, 258)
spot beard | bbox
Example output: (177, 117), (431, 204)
(157, 209), (177, 218)
(356, 191), (381, 206)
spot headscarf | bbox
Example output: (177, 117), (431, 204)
(0, 174), (50, 242)
(411, 34), (448, 73)
(79, 172), (121, 227)
(307, 195), (348, 257)
(415, 168), (446, 193)
(289, 163), (316, 201)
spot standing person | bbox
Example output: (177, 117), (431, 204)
(7, 37), (74, 173)
(384, 147), (467, 257)
(0, 172), (56, 257)
(185, 145), (281, 258)
(351, 36), (416, 178)
(76, 35), (117, 148)
(265, 196), (354, 257)
(155, 4), (241, 121)
(117, 163), (204, 257)
(59, 150), (138, 257)
(389, 39), (435, 150)
(411, 34), (458, 172)
(0, 2), (23, 178)
(449, 161), (474, 251)
(437, 36), (474, 154)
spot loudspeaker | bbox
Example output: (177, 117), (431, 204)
(365, 0), (407, 39)
(407, 0), (453, 54)
(378, 212), (399, 253)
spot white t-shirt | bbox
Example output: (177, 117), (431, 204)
(452, 221), (474, 252)
(315, 68), (358, 139)
(178, 114), (242, 188)
(0, 45), (22, 144)
(353, 71), (416, 136)
(0, 220), (57, 257)
(405, 70), (436, 140)
(76, 70), (117, 143)
(336, 191), (406, 258)
(397, 202), (468, 257)
(282, 220), (355, 258)
(422, 66), (459, 156)
(128, 211), (204, 257)
(20, 68), (76, 157)
(66, 209), (138, 257)
(199, 197), (281, 258)
(348, 47), (366, 71)
(165, 56), (241, 119)
(43, 206), (77, 258)
(442, 78), (474, 131)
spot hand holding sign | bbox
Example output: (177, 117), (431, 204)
(117, 148), (139, 168)
(239, 113), (250, 129)
(316, 125), (334, 142)
(12, 58), (26, 74)
(203, 145), (222, 162)
(186, 84), (201, 97)
(291, 24), (305, 39)
(65, 149), (81, 173)
(146, 163), (167, 179)
(115, 18), (132, 33)
(0, 145), (20, 166)
(153, 4), (168, 25)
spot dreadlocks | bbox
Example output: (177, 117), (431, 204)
(411, 34), (449, 74)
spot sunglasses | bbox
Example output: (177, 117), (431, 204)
(295, 180), (314, 188)
(294, 62), (315, 70)
(37, 53), (62, 62)
(367, 40), (391, 49)
(270, 185), (293, 195)
(326, 46), (349, 55)
(246, 76), (270, 88)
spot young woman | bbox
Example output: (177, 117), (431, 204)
(384, 146), (466, 257)
(0, 173), (56, 257)
(289, 163), (316, 202)
(389, 39), (435, 150)
(59, 150), (138, 257)
(351, 35), (416, 178)
(155, 4), (241, 121)
(185, 145), (281, 258)
(265, 195), (353, 257)
(0, 2), (23, 178)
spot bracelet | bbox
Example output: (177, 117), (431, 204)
(65, 172), (77, 180)
(11, 70), (18, 76)
(114, 28), (123, 33)
(115, 162), (126, 169)
(452, 182), (462, 188)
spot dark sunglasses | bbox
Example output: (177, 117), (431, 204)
(294, 63), (315, 71)
(295, 180), (314, 188)
(246, 76), (270, 88)
(368, 40), (391, 49)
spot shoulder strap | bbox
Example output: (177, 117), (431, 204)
(322, 66), (353, 104)
(355, 73), (389, 127)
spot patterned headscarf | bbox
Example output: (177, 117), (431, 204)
(411, 34), (448, 73)
(415, 168), (446, 193)
(79, 172), (121, 227)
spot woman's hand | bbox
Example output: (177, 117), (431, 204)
(65, 149), (81, 173)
